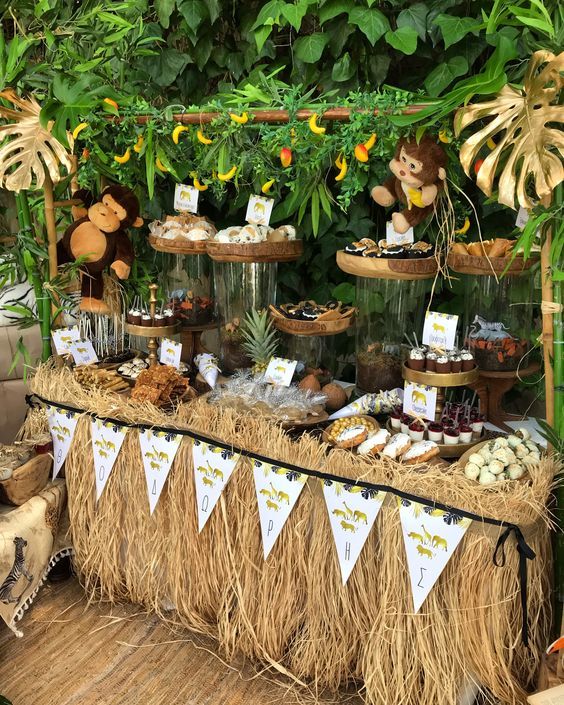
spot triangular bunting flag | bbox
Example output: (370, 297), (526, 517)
(398, 498), (471, 612)
(139, 429), (182, 514)
(192, 439), (240, 532)
(322, 479), (386, 585)
(253, 459), (308, 559)
(46, 405), (79, 478)
(91, 418), (128, 501)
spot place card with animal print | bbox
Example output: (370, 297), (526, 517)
(51, 325), (80, 355)
(263, 356), (297, 386)
(253, 459), (308, 559)
(322, 480), (386, 585)
(69, 338), (99, 365)
(398, 498), (471, 613)
(403, 382), (437, 422)
(91, 418), (128, 501)
(174, 183), (199, 213)
(138, 429), (183, 514)
(160, 338), (182, 368)
(192, 440), (241, 532)
(46, 405), (80, 479)
(245, 195), (274, 226)
(422, 311), (458, 351)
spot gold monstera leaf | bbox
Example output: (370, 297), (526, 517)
(0, 88), (73, 192)
(455, 50), (564, 210)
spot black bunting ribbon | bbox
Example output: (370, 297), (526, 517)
(27, 392), (537, 646)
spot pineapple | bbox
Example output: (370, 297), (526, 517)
(240, 309), (279, 375)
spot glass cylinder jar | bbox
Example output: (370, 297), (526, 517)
(281, 333), (337, 379)
(213, 261), (278, 374)
(462, 269), (535, 371)
(356, 276), (430, 392)
(160, 253), (215, 327)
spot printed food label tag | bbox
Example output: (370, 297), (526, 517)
(263, 356), (297, 386)
(245, 195), (274, 226)
(515, 206), (529, 229)
(69, 339), (98, 365)
(386, 221), (414, 246)
(422, 311), (458, 351)
(174, 183), (199, 213)
(52, 326), (80, 355)
(403, 382), (437, 422)
(160, 338), (182, 368)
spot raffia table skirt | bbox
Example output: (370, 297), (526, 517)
(22, 365), (559, 705)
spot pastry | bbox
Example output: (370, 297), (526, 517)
(403, 440), (440, 464)
(357, 429), (391, 455)
(382, 433), (411, 459)
(333, 424), (368, 449)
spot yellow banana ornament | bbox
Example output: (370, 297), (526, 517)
(454, 217), (470, 235)
(193, 177), (208, 191)
(230, 112), (249, 124)
(114, 148), (131, 164)
(261, 179), (275, 194)
(155, 156), (168, 172)
(172, 125), (189, 144)
(197, 129), (212, 145)
(335, 156), (348, 181)
(218, 165), (237, 181)
(72, 122), (88, 140)
(133, 134), (144, 153)
(364, 133), (376, 150)
(308, 113), (326, 135)
(439, 130), (451, 143)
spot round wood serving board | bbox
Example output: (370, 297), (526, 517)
(447, 251), (539, 276)
(149, 234), (208, 255)
(336, 250), (438, 280)
(206, 239), (303, 263)
(271, 314), (354, 337)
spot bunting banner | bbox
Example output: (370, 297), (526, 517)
(398, 498), (471, 612)
(253, 459), (308, 559)
(192, 439), (240, 531)
(91, 418), (128, 501)
(139, 429), (182, 514)
(322, 479), (386, 585)
(46, 405), (79, 479)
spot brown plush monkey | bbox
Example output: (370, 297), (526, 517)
(371, 136), (447, 234)
(57, 185), (143, 314)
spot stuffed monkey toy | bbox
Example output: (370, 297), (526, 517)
(57, 185), (143, 315)
(371, 136), (447, 234)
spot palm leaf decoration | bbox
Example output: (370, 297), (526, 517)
(455, 50), (564, 209)
(0, 88), (73, 192)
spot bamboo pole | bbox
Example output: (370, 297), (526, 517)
(131, 105), (430, 125)
(43, 172), (59, 322)
(540, 194), (555, 428)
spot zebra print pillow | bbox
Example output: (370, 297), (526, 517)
(0, 282), (35, 326)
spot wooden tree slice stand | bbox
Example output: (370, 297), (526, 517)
(206, 240), (303, 263)
(447, 252), (539, 276)
(336, 251), (438, 280)
(148, 234), (208, 255)
(402, 362), (480, 421)
(270, 312), (355, 337)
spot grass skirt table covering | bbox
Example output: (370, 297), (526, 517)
(22, 364), (559, 705)
(0, 479), (70, 637)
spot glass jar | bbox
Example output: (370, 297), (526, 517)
(356, 277), (430, 392)
(213, 261), (278, 374)
(462, 269), (535, 371)
(282, 333), (337, 379)
(160, 253), (215, 327)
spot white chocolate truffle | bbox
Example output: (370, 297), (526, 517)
(488, 459), (505, 475)
(507, 463), (525, 480)
(468, 453), (485, 467)
(479, 470), (497, 485)
(464, 463), (480, 480)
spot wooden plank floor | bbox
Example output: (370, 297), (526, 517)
(0, 578), (361, 705)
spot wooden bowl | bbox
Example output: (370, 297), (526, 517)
(206, 239), (303, 263)
(336, 251), (438, 280)
(447, 251), (539, 276)
(0, 454), (52, 506)
(149, 234), (208, 255)
(271, 313), (355, 337)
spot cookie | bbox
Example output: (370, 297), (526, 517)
(403, 440), (440, 464)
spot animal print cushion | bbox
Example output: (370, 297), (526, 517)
(0, 282), (35, 326)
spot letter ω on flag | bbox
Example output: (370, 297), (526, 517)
(192, 439), (240, 531)
(91, 418), (128, 501)
(398, 498), (471, 612)
(46, 405), (79, 479)
(253, 459), (307, 559)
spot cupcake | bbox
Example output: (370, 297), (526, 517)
(127, 307), (141, 325)
(408, 420), (425, 441)
(390, 408), (401, 430)
(407, 241), (434, 259)
(426, 351), (437, 372)
(380, 245), (405, 259)
(408, 347), (426, 371)
(443, 426), (460, 445)
(450, 353), (462, 373)
(435, 355), (451, 373)
(141, 312), (153, 327)
(427, 421), (443, 442)
(459, 423), (473, 443)
(154, 313), (165, 328)
(461, 350), (475, 371)
(400, 413), (411, 435)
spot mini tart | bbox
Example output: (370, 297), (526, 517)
(403, 440), (440, 465)
(333, 424), (368, 449)
(357, 429), (391, 455)
(382, 433), (411, 459)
